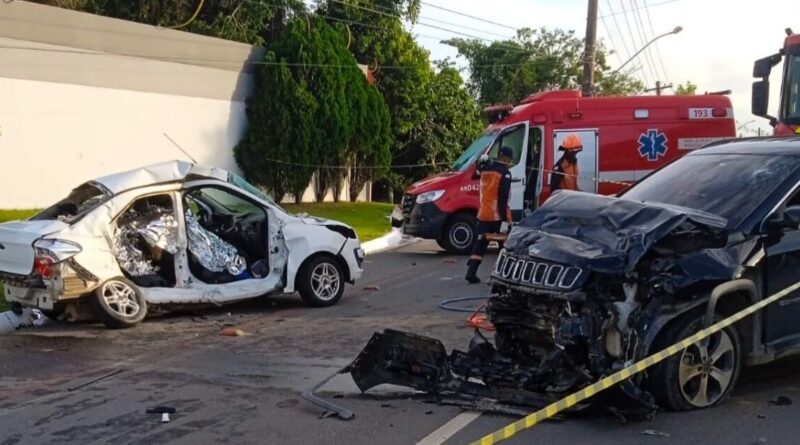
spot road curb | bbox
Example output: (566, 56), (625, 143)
(362, 228), (416, 255)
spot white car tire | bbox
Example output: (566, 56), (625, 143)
(90, 278), (148, 329)
(297, 255), (345, 307)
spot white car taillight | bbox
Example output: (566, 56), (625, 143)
(32, 239), (82, 279)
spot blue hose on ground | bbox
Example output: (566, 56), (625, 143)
(438, 296), (488, 313)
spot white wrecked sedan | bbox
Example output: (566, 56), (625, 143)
(0, 161), (364, 328)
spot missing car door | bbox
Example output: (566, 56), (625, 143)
(112, 194), (178, 288)
(183, 186), (270, 284)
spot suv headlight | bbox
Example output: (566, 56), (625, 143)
(416, 190), (446, 204)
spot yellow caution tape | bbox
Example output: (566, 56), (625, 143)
(468, 280), (800, 445)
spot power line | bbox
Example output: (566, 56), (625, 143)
(643, 0), (669, 82)
(599, 0), (679, 18)
(252, 0), (534, 56)
(420, 0), (520, 31)
(417, 15), (513, 39)
(598, 10), (623, 66)
(0, 44), (547, 70)
(618, 0), (650, 85)
(630, 0), (660, 83)
(328, 0), (513, 39)
(605, 0), (634, 66)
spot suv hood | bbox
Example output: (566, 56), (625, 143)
(505, 191), (729, 274)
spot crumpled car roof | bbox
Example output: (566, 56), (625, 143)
(505, 190), (729, 274)
(94, 160), (229, 195)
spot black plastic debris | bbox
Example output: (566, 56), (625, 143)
(769, 395), (792, 406)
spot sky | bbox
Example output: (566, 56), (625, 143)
(409, 0), (800, 136)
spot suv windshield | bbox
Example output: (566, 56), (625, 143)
(451, 130), (499, 171)
(622, 153), (800, 228)
(781, 53), (800, 124)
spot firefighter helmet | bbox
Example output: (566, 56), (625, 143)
(559, 134), (583, 152)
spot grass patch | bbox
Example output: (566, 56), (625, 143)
(0, 209), (38, 312)
(0, 209), (38, 223)
(0, 210), (38, 312)
(283, 202), (395, 242)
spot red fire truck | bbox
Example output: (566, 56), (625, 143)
(397, 90), (736, 254)
(752, 28), (800, 135)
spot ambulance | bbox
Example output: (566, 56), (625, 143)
(398, 90), (736, 254)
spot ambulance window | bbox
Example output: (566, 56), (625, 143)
(487, 124), (525, 166)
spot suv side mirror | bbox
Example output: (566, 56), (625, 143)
(765, 206), (800, 233)
(752, 80), (770, 118)
(786, 205), (800, 228)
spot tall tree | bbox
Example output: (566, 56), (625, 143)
(234, 18), (391, 202)
(317, 0), (484, 195)
(446, 28), (643, 105)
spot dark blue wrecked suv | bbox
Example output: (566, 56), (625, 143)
(310, 137), (800, 419)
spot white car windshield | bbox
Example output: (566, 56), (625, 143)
(226, 172), (286, 212)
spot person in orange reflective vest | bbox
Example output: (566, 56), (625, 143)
(549, 133), (583, 192)
(465, 146), (514, 284)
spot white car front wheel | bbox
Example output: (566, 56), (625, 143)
(297, 256), (345, 307)
(90, 278), (148, 329)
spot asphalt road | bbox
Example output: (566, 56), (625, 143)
(2, 241), (800, 445)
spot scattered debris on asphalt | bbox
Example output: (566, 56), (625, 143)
(757, 414), (767, 419)
(769, 396), (792, 406)
(363, 285), (380, 291)
(641, 429), (670, 438)
(442, 258), (457, 264)
(276, 399), (299, 408)
(219, 328), (248, 337)
(146, 406), (176, 423)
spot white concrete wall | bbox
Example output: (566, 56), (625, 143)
(0, 1), (371, 209)
(0, 76), (247, 208)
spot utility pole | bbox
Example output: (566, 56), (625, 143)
(581, 0), (598, 97)
(644, 80), (673, 95)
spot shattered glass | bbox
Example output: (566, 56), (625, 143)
(184, 212), (247, 276)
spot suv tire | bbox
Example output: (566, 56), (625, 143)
(648, 312), (742, 411)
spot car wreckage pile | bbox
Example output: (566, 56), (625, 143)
(307, 191), (745, 418)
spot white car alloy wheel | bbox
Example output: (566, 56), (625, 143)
(101, 281), (141, 317)
(90, 277), (147, 329)
(311, 262), (341, 302)
(298, 256), (345, 307)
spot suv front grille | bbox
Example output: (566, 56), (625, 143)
(401, 194), (415, 215)
(491, 251), (584, 291)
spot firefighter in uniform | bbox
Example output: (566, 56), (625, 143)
(550, 133), (582, 192)
(465, 146), (514, 284)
